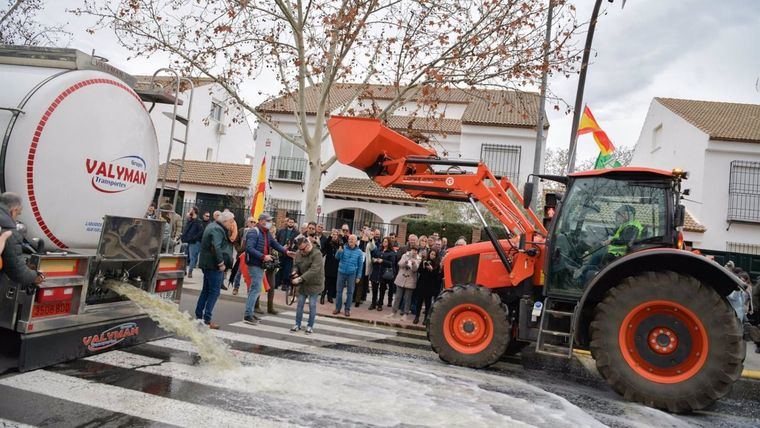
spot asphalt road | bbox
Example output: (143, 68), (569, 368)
(0, 292), (758, 427)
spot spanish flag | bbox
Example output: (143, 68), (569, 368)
(577, 105), (615, 156)
(251, 157), (266, 218)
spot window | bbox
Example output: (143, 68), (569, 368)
(728, 160), (760, 223)
(279, 136), (306, 158)
(244, 155), (254, 165)
(265, 198), (301, 216)
(652, 124), (662, 152)
(727, 242), (760, 256)
(210, 101), (223, 122)
(480, 144), (521, 183)
(206, 148), (214, 161)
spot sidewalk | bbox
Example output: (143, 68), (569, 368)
(181, 268), (425, 331)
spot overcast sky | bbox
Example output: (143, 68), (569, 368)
(35, 0), (760, 162)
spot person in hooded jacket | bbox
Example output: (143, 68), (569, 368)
(0, 193), (44, 288)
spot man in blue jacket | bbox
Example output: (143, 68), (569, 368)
(333, 234), (364, 317)
(181, 208), (204, 278)
(244, 212), (295, 324)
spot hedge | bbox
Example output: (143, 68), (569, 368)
(404, 218), (511, 244)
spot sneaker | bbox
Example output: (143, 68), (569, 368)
(369, 304), (376, 310)
(290, 325), (301, 332)
(187, 272), (193, 278)
(328, 297), (334, 304)
(254, 307), (265, 315)
(377, 306), (383, 312)
(221, 284), (229, 291)
(232, 288), (239, 296)
(344, 310), (350, 317)
(385, 312), (397, 319)
(207, 323), (220, 329)
(413, 317), (420, 325)
(243, 316), (258, 325)
(332, 309), (340, 315)
(305, 327), (313, 334)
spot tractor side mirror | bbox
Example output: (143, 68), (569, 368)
(522, 181), (534, 209)
(675, 204), (686, 228)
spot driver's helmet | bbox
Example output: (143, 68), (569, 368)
(614, 204), (636, 220)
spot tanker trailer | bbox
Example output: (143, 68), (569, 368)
(0, 46), (187, 372)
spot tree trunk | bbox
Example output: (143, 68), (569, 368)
(304, 143), (321, 220)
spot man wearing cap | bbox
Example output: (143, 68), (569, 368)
(243, 212), (296, 324)
(195, 210), (235, 328)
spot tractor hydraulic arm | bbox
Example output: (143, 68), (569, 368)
(328, 116), (547, 284)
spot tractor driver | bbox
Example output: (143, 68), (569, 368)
(576, 204), (643, 282)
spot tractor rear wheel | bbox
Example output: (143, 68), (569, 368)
(427, 285), (509, 368)
(590, 271), (745, 413)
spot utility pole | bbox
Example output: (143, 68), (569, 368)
(531, 0), (554, 211)
(566, 0), (604, 173)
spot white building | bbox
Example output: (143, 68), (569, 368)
(253, 84), (547, 232)
(631, 97), (760, 253)
(135, 76), (256, 165)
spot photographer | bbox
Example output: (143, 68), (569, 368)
(388, 247), (420, 321)
(243, 212), (296, 324)
(290, 237), (324, 334)
(414, 249), (442, 325)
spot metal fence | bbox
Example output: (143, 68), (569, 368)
(287, 212), (399, 236)
(269, 156), (307, 183)
(728, 160), (760, 223)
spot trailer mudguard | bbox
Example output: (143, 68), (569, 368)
(573, 248), (742, 346)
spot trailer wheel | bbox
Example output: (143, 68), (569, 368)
(427, 285), (509, 368)
(590, 271), (745, 413)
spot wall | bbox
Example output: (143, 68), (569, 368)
(698, 140), (760, 251)
(150, 83), (255, 165)
(322, 198), (427, 224)
(459, 124), (543, 188)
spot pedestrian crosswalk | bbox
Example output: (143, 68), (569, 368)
(0, 311), (610, 427)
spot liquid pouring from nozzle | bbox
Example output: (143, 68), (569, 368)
(105, 280), (239, 369)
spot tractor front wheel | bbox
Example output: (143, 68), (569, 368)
(590, 271), (745, 413)
(427, 285), (509, 368)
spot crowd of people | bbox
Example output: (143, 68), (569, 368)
(160, 204), (461, 333)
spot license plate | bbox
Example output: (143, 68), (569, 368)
(158, 291), (176, 301)
(32, 301), (72, 318)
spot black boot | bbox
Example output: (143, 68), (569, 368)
(413, 316), (420, 324)
(320, 293), (326, 305)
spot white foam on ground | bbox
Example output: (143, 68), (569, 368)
(143, 336), (603, 427)
(0, 418), (35, 428)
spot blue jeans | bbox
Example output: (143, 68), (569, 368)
(245, 265), (264, 318)
(727, 290), (745, 323)
(295, 293), (319, 328)
(335, 272), (356, 312)
(187, 242), (201, 271)
(195, 269), (223, 324)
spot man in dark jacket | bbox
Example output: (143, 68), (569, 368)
(243, 212), (294, 323)
(290, 236), (324, 334)
(195, 211), (235, 328)
(0, 193), (43, 288)
(275, 217), (298, 291)
(181, 209), (204, 278)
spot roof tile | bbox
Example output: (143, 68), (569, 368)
(684, 210), (706, 233)
(656, 98), (760, 143)
(323, 177), (426, 202)
(158, 160), (253, 189)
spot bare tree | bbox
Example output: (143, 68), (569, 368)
(78, 0), (581, 219)
(1, 0), (71, 45)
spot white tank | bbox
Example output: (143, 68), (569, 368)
(0, 64), (159, 250)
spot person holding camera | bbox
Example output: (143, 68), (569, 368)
(289, 237), (324, 334)
(243, 212), (296, 324)
(388, 247), (420, 320)
(333, 234), (364, 317)
(414, 249), (442, 324)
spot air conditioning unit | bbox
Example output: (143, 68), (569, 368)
(216, 122), (227, 135)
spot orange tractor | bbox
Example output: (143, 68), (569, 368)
(328, 116), (746, 413)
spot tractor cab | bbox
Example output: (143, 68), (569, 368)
(543, 167), (684, 299)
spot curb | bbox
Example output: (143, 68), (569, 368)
(181, 287), (426, 332)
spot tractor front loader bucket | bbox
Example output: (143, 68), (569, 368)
(327, 116), (436, 177)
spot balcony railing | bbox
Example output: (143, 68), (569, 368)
(270, 156), (307, 183)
